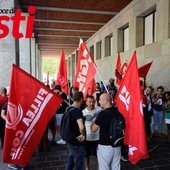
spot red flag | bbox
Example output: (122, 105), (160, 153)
(121, 61), (128, 78)
(74, 38), (96, 98)
(138, 61), (152, 78)
(56, 49), (68, 95)
(115, 53), (122, 85)
(87, 79), (96, 96)
(3, 64), (63, 166)
(114, 51), (149, 164)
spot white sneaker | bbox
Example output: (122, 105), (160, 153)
(121, 156), (128, 162)
(56, 139), (66, 144)
(8, 164), (19, 169)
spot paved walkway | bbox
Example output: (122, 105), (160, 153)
(1, 135), (170, 170)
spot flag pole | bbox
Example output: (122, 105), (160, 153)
(93, 64), (109, 94)
(64, 99), (70, 106)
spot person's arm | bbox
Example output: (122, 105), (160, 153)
(91, 123), (99, 133)
(1, 109), (6, 121)
(168, 100), (170, 108)
(164, 100), (170, 110)
(91, 117), (99, 133)
(152, 95), (159, 104)
(76, 118), (86, 142)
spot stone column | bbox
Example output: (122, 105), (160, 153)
(35, 43), (39, 79)
(19, 12), (31, 74)
(0, 0), (19, 87)
(37, 48), (43, 81)
(35, 44), (42, 81)
(71, 53), (75, 80)
(31, 38), (36, 77)
(67, 57), (72, 84)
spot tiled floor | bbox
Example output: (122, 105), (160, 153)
(1, 136), (170, 170)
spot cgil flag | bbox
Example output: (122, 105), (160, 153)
(115, 53), (128, 86)
(115, 53), (122, 85)
(3, 64), (63, 166)
(121, 61), (128, 79)
(74, 38), (96, 98)
(114, 51), (149, 164)
(56, 49), (68, 95)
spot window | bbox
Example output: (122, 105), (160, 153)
(117, 24), (129, 52)
(136, 7), (156, 47)
(96, 41), (102, 60)
(71, 54), (75, 78)
(144, 11), (156, 45)
(90, 45), (94, 60)
(68, 57), (71, 80)
(123, 27), (129, 51)
(105, 34), (113, 57)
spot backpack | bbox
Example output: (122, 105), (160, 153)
(108, 107), (125, 147)
(60, 106), (77, 142)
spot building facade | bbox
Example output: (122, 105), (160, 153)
(68, 0), (170, 91)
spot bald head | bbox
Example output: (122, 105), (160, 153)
(99, 93), (113, 109)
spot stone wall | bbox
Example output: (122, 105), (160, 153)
(0, 0), (42, 87)
(69, 0), (170, 92)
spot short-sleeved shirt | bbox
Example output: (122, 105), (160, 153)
(83, 106), (101, 141)
(107, 85), (117, 100)
(95, 107), (114, 145)
(68, 106), (85, 146)
(164, 101), (170, 124)
(153, 94), (163, 111)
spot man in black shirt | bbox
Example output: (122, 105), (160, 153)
(91, 93), (121, 170)
(66, 91), (86, 170)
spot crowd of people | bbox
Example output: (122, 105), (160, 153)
(0, 78), (170, 170)
(142, 85), (170, 143)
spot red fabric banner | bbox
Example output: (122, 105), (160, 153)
(115, 53), (128, 86)
(56, 49), (68, 95)
(3, 64), (63, 166)
(74, 38), (96, 98)
(114, 51), (149, 164)
(121, 61), (128, 78)
(115, 53), (122, 85)
(87, 78), (96, 96)
(138, 61), (153, 78)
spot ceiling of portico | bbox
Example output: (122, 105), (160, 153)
(19, 0), (132, 58)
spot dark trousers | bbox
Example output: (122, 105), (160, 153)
(0, 119), (5, 148)
(66, 143), (85, 170)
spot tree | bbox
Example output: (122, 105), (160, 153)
(43, 57), (60, 79)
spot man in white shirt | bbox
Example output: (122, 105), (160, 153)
(83, 95), (101, 170)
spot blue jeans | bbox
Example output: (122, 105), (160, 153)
(66, 143), (85, 170)
(152, 109), (163, 133)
